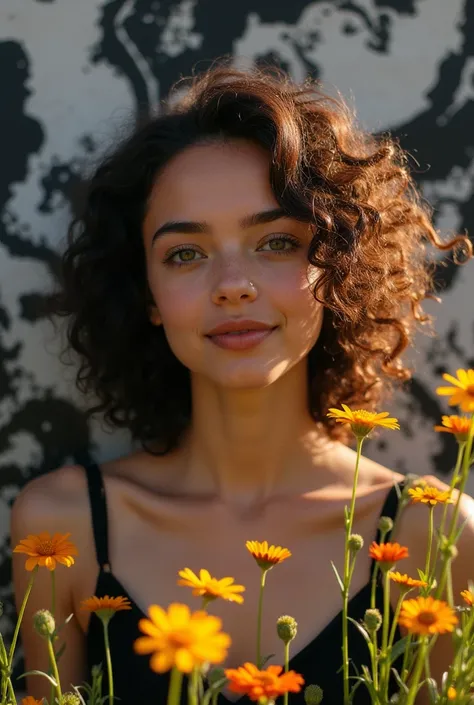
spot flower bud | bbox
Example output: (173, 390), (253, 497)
(59, 694), (81, 705)
(207, 666), (227, 686)
(363, 608), (382, 633)
(33, 609), (55, 638)
(304, 684), (324, 705)
(378, 516), (393, 534)
(348, 534), (364, 553)
(276, 615), (298, 644)
(440, 538), (458, 560)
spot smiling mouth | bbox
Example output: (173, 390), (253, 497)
(206, 327), (277, 351)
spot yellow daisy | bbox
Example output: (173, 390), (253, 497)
(434, 415), (472, 443)
(81, 595), (132, 622)
(326, 404), (399, 438)
(436, 369), (474, 412)
(246, 541), (291, 571)
(408, 485), (453, 506)
(177, 568), (245, 604)
(13, 532), (78, 571)
(388, 572), (427, 589)
(460, 589), (474, 606)
(398, 596), (458, 635)
(134, 602), (230, 673)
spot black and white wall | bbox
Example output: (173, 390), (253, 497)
(1, 0), (473, 648)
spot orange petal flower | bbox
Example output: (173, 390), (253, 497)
(388, 572), (427, 589)
(21, 698), (44, 705)
(134, 602), (230, 673)
(460, 589), (474, 606)
(399, 596), (458, 635)
(369, 542), (409, 569)
(436, 369), (474, 412)
(434, 415), (472, 443)
(177, 568), (245, 604)
(245, 541), (291, 571)
(81, 595), (132, 621)
(13, 532), (78, 571)
(224, 662), (304, 702)
(408, 485), (453, 506)
(326, 404), (399, 438)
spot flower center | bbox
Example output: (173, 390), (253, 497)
(37, 540), (54, 555)
(169, 630), (193, 649)
(467, 384), (474, 396)
(418, 611), (437, 626)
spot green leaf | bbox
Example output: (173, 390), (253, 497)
(330, 560), (344, 592)
(390, 636), (419, 665)
(260, 653), (275, 668)
(202, 678), (228, 705)
(390, 667), (409, 694)
(17, 669), (58, 687)
(425, 677), (439, 704)
(347, 617), (371, 647)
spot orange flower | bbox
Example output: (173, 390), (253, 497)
(436, 369), (474, 412)
(246, 541), (291, 571)
(369, 542), (409, 569)
(134, 602), (230, 673)
(13, 532), (78, 571)
(81, 595), (132, 622)
(224, 662), (304, 702)
(177, 568), (245, 604)
(408, 485), (453, 506)
(326, 404), (400, 438)
(460, 589), (474, 606)
(21, 698), (44, 705)
(388, 572), (427, 589)
(434, 415), (472, 443)
(399, 596), (458, 635)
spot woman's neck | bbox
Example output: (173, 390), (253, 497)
(180, 360), (336, 505)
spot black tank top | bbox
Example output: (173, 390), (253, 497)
(84, 462), (403, 704)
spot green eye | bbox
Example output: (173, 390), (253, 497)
(259, 235), (300, 253)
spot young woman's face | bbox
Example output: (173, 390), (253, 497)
(142, 139), (324, 389)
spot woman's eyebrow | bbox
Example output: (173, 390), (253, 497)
(151, 207), (287, 244)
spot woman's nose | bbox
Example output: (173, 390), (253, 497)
(211, 271), (258, 305)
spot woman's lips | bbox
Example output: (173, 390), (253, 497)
(207, 328), (276, 351)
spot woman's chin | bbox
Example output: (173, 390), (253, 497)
(205, 359), (293, 390)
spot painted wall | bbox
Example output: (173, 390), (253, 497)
(1, 0), (473, 659)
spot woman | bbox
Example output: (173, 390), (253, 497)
(11, 65), (474, 704)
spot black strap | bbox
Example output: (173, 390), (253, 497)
(370, 481), (405, 576)
(84, 462), (111, 572)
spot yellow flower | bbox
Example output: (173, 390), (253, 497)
(246, 541), (291, 571)
(388, 572), (427, 589)
(13, 532), (78, 571)
(177, 568), (245, 604)
(326, 404), (399, 438)
(447, 686), (456, 700)
(434, 415), (472, 443)
(224, 662), (304, 702)
(460, 589), (474, 606)
(398, 596), (458, 635)
(436, 369), (474, 412)
(81, 595), (132, 622)
(408, 485), (453, 506)
(21, 698), (44, 705)
(133, 602), (230, 673)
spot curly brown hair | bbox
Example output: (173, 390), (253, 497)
(50, 64), (472, 452)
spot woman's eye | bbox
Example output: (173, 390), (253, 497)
(258, 235), (300, 253)
(164, 247), (205, 266)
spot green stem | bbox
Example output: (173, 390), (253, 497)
(8, 566), (38, 667)
(342, 437), (364, 705)
(424, 507), (434, 581)
(283, 642), (290, 705)
(0, 632), (10, 705)
(47, 635), (62, 703)
(167, 667), (183, 705)
(102, 620), (114, 705)
(432, 443), (465, 574)
(256, 570), (267, 668)
(379, 570), (392, 698)
(387, 592), (405, 656)
(188, 668), (198, 705)
(405, 639), (428, 705)
(51, 570), (56, 618)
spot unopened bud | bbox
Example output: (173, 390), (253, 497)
(59, 694), (81, 705)
(378, 516), (393, 534)
(207, 666), (227, 686)
(363, 608), (382, 633)
(348, 534), (364, 553)
(276, 615), (298, 644)
(440, 538), (458, 560)
(33, 609), (55, 638)
(304, 684), (324, 705)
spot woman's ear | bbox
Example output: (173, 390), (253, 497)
(149, 305), (161, 326)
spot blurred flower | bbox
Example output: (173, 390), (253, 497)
(378, 516), (394, 534)
(399, 596), (458, 635)
(81, 595), (132, 623)
(436, 369), (474, 412)
(59, 695), (81, 705)
(369, 542), (409, 570)
(389, 572), (427, 589)
(408, 485), (452, 506)
(326, 405), (399, 438)
(460, 589), (474, 606)
(246, 541), (291, 571)
(177, 568), (245, 604)
(13, 532), (78, 571)
(21, 698), (44, 705)
(224, 662), (304, 702)
(448, 687), (457, 700)
(134, 602), (230, 673)
(434, 415), (472, 442)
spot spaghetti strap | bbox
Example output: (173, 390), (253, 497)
(370, 481), (405, 576)
(84, 462), (111, 572)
